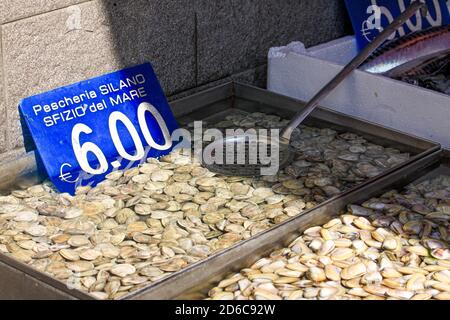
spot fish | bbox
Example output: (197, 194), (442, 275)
(401, 74), (449, 95)
(385, 50), (450, 78)
(397, 65), (450, 95)
(386, 52), (450, 94)
(361, 25), (450, 75)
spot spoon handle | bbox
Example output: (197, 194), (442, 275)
(280, 1), (425, 141)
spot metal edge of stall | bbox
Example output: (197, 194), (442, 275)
(128, 149), (447, 300)
(0, 82), (442, 300)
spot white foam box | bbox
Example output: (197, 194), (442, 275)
(267, 36), (450, 148)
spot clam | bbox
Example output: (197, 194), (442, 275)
(110, 264), (136, 278)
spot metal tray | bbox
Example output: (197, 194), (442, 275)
(0, 82), (440, 299)
(159, 149), (450, 300)
(169, 150), (450, 300)
(165, 150), (450, 300)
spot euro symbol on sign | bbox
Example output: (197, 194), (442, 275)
(59, 163), (79, 183)
(361, 19), (379, 43)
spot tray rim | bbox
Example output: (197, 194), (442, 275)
(0, 81), (441, 300)
(132, 148), (448, 300)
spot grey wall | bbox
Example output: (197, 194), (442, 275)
(0, 0), (350, 161)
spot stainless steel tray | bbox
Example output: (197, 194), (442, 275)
(0, 82), (440, 299)
(158, 149), (450, 300)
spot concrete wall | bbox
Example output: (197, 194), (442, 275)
(0, 0), (350, 161)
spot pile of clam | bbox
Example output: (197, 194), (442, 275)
(206, 175), (450, 300)
(198, 112), (410, 186)
(0, 112), (410, 299)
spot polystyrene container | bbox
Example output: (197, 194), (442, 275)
(267, 36), (450, 147)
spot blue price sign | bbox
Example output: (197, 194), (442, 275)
(19, 63), (179, 195)
(344, 0), (450, 49)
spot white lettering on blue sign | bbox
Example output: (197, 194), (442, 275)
(345, 0), (450, 49)
(19, 63), (179, 195)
